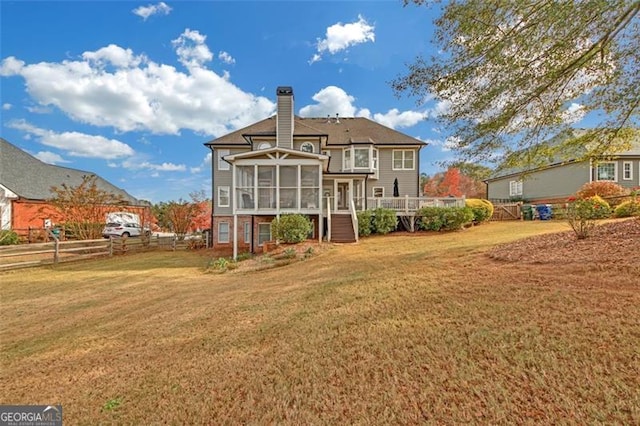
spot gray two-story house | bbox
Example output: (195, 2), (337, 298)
(485, 131), (640, 203)
(205, 86), (426, 257)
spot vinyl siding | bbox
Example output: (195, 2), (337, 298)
(375, 148), (419, 197)
(213, 148), (249, 215)
(488, 162), (590, 201)
(593, 158), (640, 189)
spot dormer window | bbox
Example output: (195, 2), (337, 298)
(257, 142), (271, 150)
(300, 142), (314, 153)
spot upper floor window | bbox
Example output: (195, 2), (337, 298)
(218, 186), (230, 207)
(257, 142), (271, 150)
(343, 146), (377, 170)
(509, 180), (523, 196)
(218, 149), (230, 171)
(300, 142), (314, 153)
(596, 162), (616, 181)
(393, 150), (415, 170)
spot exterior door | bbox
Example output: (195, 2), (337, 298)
(337, 182), (349, 210)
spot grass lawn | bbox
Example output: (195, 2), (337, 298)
(1, 221), (639, 424)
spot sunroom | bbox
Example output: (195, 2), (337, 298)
(224, 148), (329, 215)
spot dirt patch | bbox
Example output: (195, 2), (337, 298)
(487, 218), (640, 269)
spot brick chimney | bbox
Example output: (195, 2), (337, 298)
(276, 86), (293, 149)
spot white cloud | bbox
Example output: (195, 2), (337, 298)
(371, 109), (427, 129)
(190, 152), (212, 174)
(7, 119), (134, 159)
(0, 56), (24, 76)
(122, 157), (186, 172)
(2, 103), (11, 110)
(299, 86), (426, 129)
(561, 102), (586, 124)
(310, 15), (375, 64)
(0, 33), (276, 137)
(299, 86), (358, 117)
(82, 44), (145, 68)
(33, 151), (70, 165)
(218, 51), (235, 65)
(26, 105), (53, 114)
(132, 2), (172, 20)
(172, 29), (213, 68)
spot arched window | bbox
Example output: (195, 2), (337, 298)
(257, 142), (271, 150)
(300, 142), (314, 153)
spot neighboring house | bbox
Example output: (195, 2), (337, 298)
(205, 86), (427, 256)
(0, 137), (148, 233)
(485, 132), (640, 203)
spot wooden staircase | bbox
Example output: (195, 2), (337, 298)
(330, 214), (356, 243)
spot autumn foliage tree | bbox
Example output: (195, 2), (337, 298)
(48, 175), (124, 240)
(161, 191), (210, 237)
(423, 167), (486, 198)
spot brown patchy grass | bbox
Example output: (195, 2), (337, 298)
(1, 220), (639, 424)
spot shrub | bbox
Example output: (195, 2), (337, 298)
(576, 181), (629, 200)
(614, 199), (640, 218)
(567, 195), (611, 239)
(271, 214), (312, 244)
(417, 206), (474, 231)
(0, 230), (20, 245)
(441, 207), (475, 231)
(372, 208), (397, 234)
(465, 198), (494, 224)
(356, 210), (373, 237)
(417, 207), (444, 231)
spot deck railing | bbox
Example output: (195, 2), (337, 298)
(366, 196), (466, 212)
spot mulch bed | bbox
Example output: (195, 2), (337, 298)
(487, 218), (640, 267)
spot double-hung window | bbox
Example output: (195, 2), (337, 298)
(509, 180), (523, 197)
(218, 149), (230, 171)
(393, 150), (415, 170)
(623, 161), (632, 180)
(218, 186), (230, 207)
(218, 222), (229, 243)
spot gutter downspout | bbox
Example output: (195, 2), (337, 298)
(207, 145), (215, 248)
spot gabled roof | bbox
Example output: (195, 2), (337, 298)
(0, 138), (144, 205)
(204, 116), (426, 147)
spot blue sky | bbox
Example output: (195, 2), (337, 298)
(1, 0), (460, 203)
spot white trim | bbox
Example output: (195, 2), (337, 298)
(300, 142), (314, 153)
(218, 221), (230, 243)
(243, 222), (251, 244)
(372, 187), (384, 197)
(257, 142), (272, 150)
(509, 180), (523, 197)
(258, 223), (271, 246)
(218, 186), (230, 207)
(623, 161), (633, 180)
(218, 149), (230, 171)
(596, 161), (617, 181)
(392, 149), (415, 171)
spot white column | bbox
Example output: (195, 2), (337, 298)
(233, 214), (238, 260)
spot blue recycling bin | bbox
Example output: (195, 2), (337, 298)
(536, 204), (553, 220)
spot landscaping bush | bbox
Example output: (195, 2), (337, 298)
(417, 206), (474, 231)
(614, 199), (640, 218)
(576, 181), (629, 201)
(371, 208), (397, 234)
(441, 207), (475, 231)
(0, 230), (20, 245)
(270, 214), (313, 244)
(465, 198), (494, 224)
(356, 210), (373, 237)
(567, 195), (612, 239)
(417, 207), (444, 231)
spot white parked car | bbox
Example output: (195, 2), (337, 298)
(102, 222), (149, 238)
